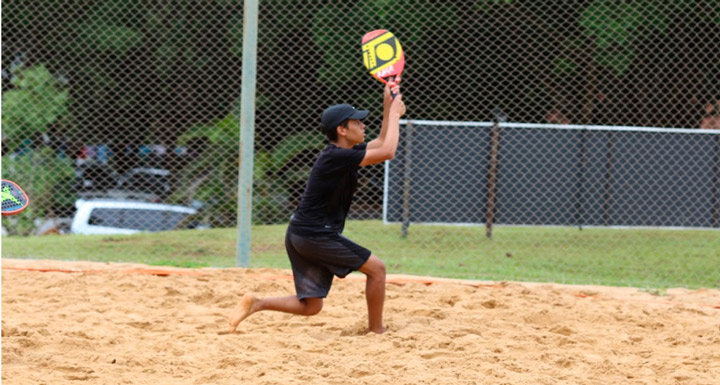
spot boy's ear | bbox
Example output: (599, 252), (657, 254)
(336, 125), (346, 137)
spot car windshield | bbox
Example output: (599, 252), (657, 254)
(88, 208), (190, 231)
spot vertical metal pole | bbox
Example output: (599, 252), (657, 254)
(401, 122), (414, 238)
(236, 0), (259, 267)
(485, 122), (500, 239)
(712, 135), (720, 228)
(603, 131), (615, 226)
(574, 129), (589, 230)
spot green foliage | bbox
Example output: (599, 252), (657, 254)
(241, 0), (314, 58)
(312, 0), (457, 88)
(580, 0), (672, 75)
(173, 112), (325, 226)
(269, 131), (325, 171)
(172, 113), (241, 226)
(253, 131), (325, 224)
(553, 57), (578, 73)
(1, 150), (75, 235)
(4, 0), (715, 157)
(69, 0), (144, 54)
(76, 22), (143, 55)
(1, 65), (69, 152)
(228, 11), (244, 57)
(1, 63), (73, 235)
(3, 0), (243, 145)
(312, 3), (363, 89)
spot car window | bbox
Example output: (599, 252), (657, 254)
(87, 207), (190, 231)
(121, 209), (189, 231)
(88, 208), (124, 227)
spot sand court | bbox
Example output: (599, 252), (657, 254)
(2, 258), (719, 385)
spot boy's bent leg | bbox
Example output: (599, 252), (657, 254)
(228, 295), (323, 333)
(358, 255), (387, 334)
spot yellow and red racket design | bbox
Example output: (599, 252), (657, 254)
(362, 29), (405, 85)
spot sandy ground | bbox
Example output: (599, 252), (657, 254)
(2, 258), (719, 385)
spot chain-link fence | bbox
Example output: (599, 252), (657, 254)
(2, 1), (719, 286)
(386, 121), (720, 228)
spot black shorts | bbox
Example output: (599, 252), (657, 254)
(285, 230), (371, 300)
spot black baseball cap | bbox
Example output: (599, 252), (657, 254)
(321, 104), (369, 130)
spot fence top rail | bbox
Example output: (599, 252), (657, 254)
(400, 120), (720, 135)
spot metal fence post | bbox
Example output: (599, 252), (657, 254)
(236, 0), (259, 267)
(485, 121), (501, 239)
(486, 109), (506, 239)
(401, 122), (414, 238)
(712, 135), (720, 228)
(574, 129), (589, 230)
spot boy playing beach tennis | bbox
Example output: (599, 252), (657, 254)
(229, 79), (405, 334)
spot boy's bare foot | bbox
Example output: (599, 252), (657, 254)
(228, 294), (258, 333)
(369, 326), (387, 334)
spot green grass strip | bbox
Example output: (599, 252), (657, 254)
(3, 220), (718, 289)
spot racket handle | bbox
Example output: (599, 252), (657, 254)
(388, 76), (397, 99)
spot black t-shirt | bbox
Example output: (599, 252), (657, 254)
(288, 142), (367, 236)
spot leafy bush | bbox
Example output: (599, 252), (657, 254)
(2, 150), (75, 235)
(172, 113), (325, 226)
(2, 64), (73, 235)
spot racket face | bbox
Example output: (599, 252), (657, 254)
(362, 29), (405, 84)
(2, 179), (30, 216)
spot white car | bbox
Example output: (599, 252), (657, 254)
(71, 199), (202, 235)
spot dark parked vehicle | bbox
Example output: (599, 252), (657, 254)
(76, 163), (119, 192)
(112, 168), (172, 202)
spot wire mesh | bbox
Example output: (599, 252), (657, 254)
(2, 1), (719, 286)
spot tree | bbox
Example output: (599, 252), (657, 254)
(171, 109), (325, 226)
(2, 0), (243, 163)
(2, 64), (74, 235)
(2, 64), (68, 151)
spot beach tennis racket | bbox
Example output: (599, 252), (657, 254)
(362, 29), (405, 92)
(2, 179), (30, 216)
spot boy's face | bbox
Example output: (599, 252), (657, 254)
(340, 119), (366, 144)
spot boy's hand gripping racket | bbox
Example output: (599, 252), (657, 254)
(362, 29), (404, 94)
(2, 179), (30, 216)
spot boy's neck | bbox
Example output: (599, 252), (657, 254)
(332, 138), (355, 149)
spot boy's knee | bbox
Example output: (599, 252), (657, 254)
(306, 303), (323, 316)
(375, 259), (386, 275)
(365, 255), (386, 277)
(303, 298), (323, 316)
